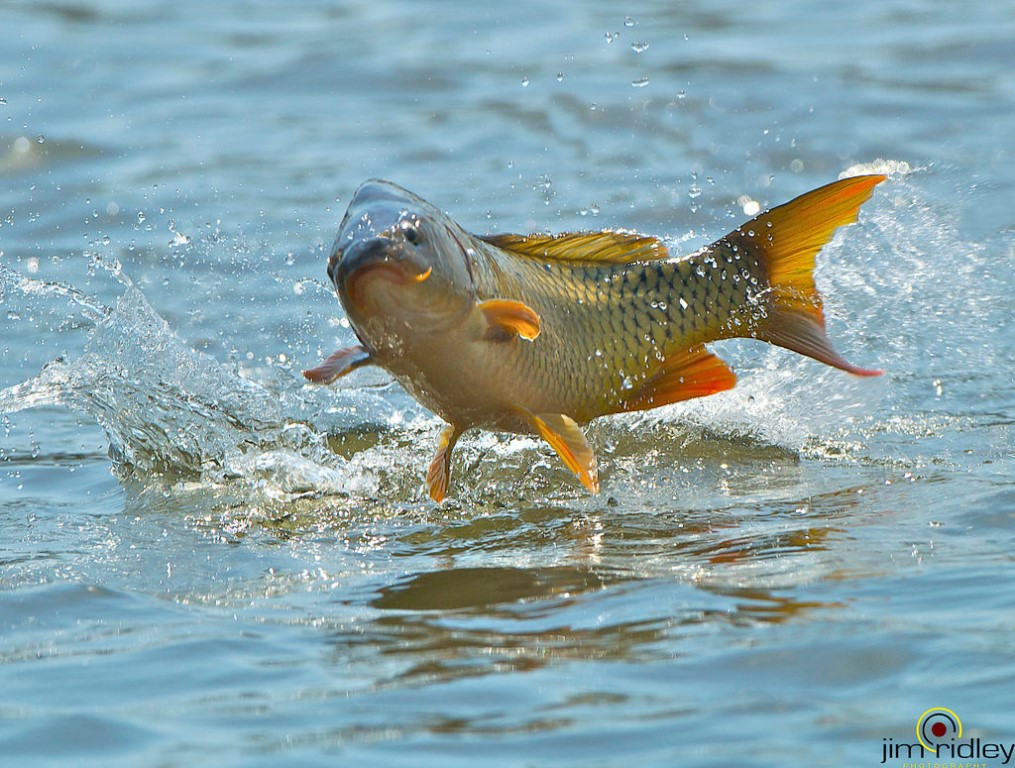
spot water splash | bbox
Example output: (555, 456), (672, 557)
(0, 261), (109, 322)
(0, 265), (381, 503)
(2, 163), (996, 513)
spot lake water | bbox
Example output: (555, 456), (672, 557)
(1, 1), (1013, 766)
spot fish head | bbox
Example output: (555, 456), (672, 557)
(328, 180), (477, 344)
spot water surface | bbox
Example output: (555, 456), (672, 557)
(1, 1), (1013, 766)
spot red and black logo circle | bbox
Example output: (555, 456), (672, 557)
(917, 708), (962, 750)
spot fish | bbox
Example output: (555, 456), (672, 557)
(304, 174), (885, 501)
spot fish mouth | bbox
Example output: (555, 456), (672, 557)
(336, 238), (430, 310)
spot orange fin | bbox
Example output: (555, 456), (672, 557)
(302, 345), (372, 384)
(481, 230), (667, 265)
(721, 174), (886, 376)
(761, 307), (883, 376)
(479, 298), (541, 342)
(518, 408), (599, 494)
(426, 425), (461, 503)
(618, 344), (737, 414)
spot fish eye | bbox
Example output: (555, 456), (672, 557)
(400, 219), (422, 246)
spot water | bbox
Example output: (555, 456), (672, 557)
(1, 1), (1013, 765)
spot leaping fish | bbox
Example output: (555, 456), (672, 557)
(305, 175), (885, 501)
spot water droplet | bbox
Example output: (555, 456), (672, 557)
(631, 41), (649, 53)
(604, 31), (619, 44)
(556, 72), (564, 83)
(678, 297), (689, 310)
(520, 76), (530, 87)
(676, 90), (686, 100)
(688, 184), (702, 199)
(624, 16), (636, 27)
(35, 134), (45, 144)
(631, 77), (650, 88)
(738, 196), (760, 216)
(0, 97), (7, 106)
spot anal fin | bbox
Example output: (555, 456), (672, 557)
(618, 344), (737, 413)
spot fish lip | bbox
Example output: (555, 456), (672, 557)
(343, 262), (413, 311)
(335, 238), (419, 309)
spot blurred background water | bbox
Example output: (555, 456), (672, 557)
(1, 1), (1013, 766)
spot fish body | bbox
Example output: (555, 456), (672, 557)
(306, 175), (885, 500)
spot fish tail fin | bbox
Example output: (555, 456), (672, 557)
(726, 174), (886, 376)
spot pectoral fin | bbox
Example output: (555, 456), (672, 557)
(479, 299), (541, 342)
(518, 408), (599, 494)
(302, 345), (373, 384)
(427, 425), (462, 503)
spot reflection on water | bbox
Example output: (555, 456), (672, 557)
(336, 554), (844, 691)
(372, 566), (610, 612)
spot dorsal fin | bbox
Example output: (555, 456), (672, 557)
(480, 230), (668, 265)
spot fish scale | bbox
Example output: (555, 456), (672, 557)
(471, 243), (761, 421)
(306, 174), (886, 500)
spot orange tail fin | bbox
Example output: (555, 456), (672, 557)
(723, 174), (886, 376)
